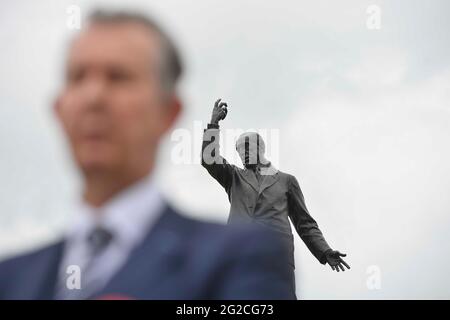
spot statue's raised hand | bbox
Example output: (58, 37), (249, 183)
(210, 98), (228, 125)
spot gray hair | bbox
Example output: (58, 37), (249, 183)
(88, 9), (183, 93)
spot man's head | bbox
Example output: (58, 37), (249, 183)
(236, 132), (267, 169)
(55, 10), (182, 180)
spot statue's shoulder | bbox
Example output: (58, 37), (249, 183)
(269, 168), (287, 181)
(274, 170), (296, 184)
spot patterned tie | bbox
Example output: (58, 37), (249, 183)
(87, 226), (113, 257)
(56, 226), (114, 299)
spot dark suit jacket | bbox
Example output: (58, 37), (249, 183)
(202, 126), (331, 266)
(0, 205), (296, 299)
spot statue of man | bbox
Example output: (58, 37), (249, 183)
(201, 98), (350, 293)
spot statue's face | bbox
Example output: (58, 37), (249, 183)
(236, 134), (263, 168)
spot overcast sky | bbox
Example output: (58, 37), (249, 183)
(1, 0), (449, 299)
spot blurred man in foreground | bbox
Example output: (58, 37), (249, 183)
(0, 10), (294, 299)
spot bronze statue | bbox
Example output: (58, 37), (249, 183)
(202, 98), (350, 292)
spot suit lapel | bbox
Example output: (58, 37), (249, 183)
(241, 169), (259, 192)
(28, 241), (65, 299)
(258, 165), (279, 195)
(258, 172), (279, 195)
(90, 205), (185, 299)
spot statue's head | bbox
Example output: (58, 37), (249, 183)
(235, 132), (266, 169)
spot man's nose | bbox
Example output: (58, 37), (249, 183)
(80, 76), (108, 109)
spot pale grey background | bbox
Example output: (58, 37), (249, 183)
(1, 0), (449, 299)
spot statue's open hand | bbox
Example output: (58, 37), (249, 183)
(211, 98), (228, 124)
(325, 250), (350, 272)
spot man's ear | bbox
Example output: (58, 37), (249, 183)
(162, 94), (182, 133)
